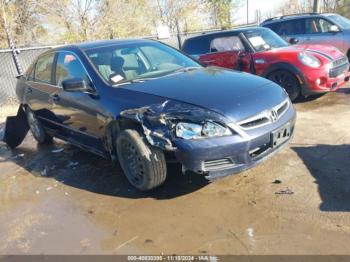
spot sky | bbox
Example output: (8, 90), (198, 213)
(236, 0), (286, 24)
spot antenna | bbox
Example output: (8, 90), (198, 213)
(1, 3), (24, 77)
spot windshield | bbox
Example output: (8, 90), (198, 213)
(85, 41), (201, 85)
(328, 14), (350, 29)
(244, 28), (288, 52)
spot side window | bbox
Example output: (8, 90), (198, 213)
(277, 19), (305, 35)
(34, 53), (55, 83)
(264, 23), (281, 33)
(182, 38), (210, 55)
(305, 18), (334, 33)
(209, 36), (244, 52)
(26, 63), (35, 81)
(56, 52), (89, 86)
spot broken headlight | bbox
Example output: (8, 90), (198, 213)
(176, 122), (232, 139)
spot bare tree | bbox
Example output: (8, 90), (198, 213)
(205, 0), (243, 29)
(155, 0), (206, 33)
(0, 0), (46, 47)
(96, 0), (156, 39)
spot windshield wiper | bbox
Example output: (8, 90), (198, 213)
(173, 66), (200, 73)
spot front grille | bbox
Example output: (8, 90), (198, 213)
(204, 158), (235, 171)
(240, 117), (269, 129)
(330, 57), (349, 78)
(238, 99), (289, 130)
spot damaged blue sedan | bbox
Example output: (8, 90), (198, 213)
(8, 39), (296, 190)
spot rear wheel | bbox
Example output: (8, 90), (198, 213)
(26, 107), (53, 144)
(268, 70), (300, 101)
(116, 129), (167, 191)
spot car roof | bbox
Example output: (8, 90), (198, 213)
(184, 27), (265, 42)
(53, 38), (157, 52)
(261, 12), (337, 25)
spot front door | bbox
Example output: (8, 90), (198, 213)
(198, 35), (250, 71)
(50, 51), (105, 150)
(302, 18), (344, 53)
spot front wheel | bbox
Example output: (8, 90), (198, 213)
(116, 129), (167, 191)
(268, 70), (301, 102)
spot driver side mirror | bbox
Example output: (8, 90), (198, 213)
(329, 25), (340, 33)
(62, 78), (95, 94)
(289, 38), (299, 45)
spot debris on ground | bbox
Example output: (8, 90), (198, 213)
(35, 190), (40, 195)
(275, 188), (294, 195)
(144, 239), (153, 244)
(10, 153), (24, 160)
(40, 167), (49, 177)
(273, 179), (282, 184)
(46, 186), (53, 191)
(67, 161), (79, 168)
(51, 148), (64, 153)
(80, 238), (91, 248)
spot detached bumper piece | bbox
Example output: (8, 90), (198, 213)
(0, 106), (29, 148)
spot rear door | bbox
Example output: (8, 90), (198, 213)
(25, 52), (57, 122)
(198, 35), (247, 70)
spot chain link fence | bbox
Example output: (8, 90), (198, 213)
(0, 23), (257, 106)
(0, 46), (52, 105)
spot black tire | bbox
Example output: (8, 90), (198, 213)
(26, 107), (53, 144)
(268, 70), (300, 102)
(116, 129), (167, 191)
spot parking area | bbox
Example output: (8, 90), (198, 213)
(0, 88), (350, 254)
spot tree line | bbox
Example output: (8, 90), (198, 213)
(0, 0), (243, 48)
(1, 0), (349, 49)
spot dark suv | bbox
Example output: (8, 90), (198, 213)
(261, 13), (350, 58)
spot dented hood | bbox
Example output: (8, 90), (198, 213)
(122, 67), (287, 122)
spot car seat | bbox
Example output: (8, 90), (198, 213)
(110, 56), (126, 82)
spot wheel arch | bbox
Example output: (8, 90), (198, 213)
(104, 117), (144, 161)
(262, 62), (308, 96)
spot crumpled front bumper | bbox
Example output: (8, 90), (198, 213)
(173, 104), (296, 180)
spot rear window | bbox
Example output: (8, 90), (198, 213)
(34, 53), (55, 84)
(263, 22), (280, 33)
(182, 38), (209, 56)
(210, 36), (244, 52)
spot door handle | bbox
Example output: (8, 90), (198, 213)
(203, 60), (215, 63)
(51, 94), (60, 102)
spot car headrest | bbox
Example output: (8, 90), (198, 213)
(90, 53), (112, 66)
(111, 56), (125, 72)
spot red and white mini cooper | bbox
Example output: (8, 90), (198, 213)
(182, 27), (350, 101)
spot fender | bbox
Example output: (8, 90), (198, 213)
(261, 62), (309, 96)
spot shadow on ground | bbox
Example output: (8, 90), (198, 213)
(292, 144), (350, 212)
(0, 139), (209, 200)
